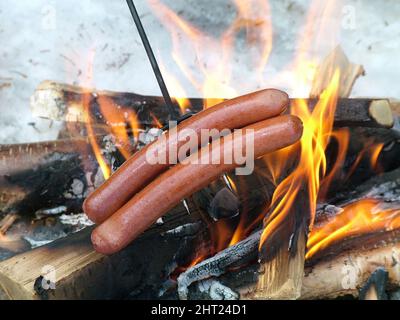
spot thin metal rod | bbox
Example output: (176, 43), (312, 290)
(126, 0), (178, 120)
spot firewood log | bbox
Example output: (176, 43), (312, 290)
(31, 81), (394, 129)
(1, 167), (399, 299)
(178, 168), (400, 299)
(0, 200), (203, 300)
(0, 172), (272, 300)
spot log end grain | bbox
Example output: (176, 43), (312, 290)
(369, 100), (394, 128)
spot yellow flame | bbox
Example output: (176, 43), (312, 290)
(72, 1), (395, 269)
(307, 199), (400, 259)
(260, 70), (340, 248)
(80, 49), (111, 180)
(97, 96), (132, 160)
(128, 110), (140, 142)
(78, 50), (142, 179)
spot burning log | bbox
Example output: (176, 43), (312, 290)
(177, 167), (400, 299)
(177, 225), (400, 300)
(300, 231), (400, 299)
(181, 229), (400, 300)
(30, 81), (204, 128)
(0, 172), (272, 300)
(254, 192), (309, 299)
(0, 166), (399, 299)
(177, 230), (261, 299)
(31, 81), (395, 130)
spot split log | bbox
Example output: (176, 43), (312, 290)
(254, 188), (309, 299)
(310, 46), (365, 99)
(0, 199), (203, 300)
(31, 81), (395, 129)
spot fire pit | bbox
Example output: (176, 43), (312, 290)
(0, 0), (400, 302)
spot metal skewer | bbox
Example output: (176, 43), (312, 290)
(126, 0), (179, 121)
(126, 0), (191, 214)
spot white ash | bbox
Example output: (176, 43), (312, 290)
(23, 237), (54, 249)
(138, 128), (163, 146)
(101, 134), (118, 154)
(23, 228), (68, 248)
(157, 279), (177, 298)
(162, 222), (202, 237)
(22, 213), (93, 249)
(35, 205), (67, 217)
(316, 204), (344, 216)
(59, 213), (94, 228)
(70, 179), (85, 196)
(83, 168), (105, 198)
(365, 181), (400, 202)
(196, 279), (239, 300)
(63, 178), (85, 199)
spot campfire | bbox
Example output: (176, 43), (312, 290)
(0, 0), (400, 301)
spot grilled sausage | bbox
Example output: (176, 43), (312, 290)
(91, 115), (303, 254)
(84, 89), (289, 224)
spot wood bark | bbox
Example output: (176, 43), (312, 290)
(31, 81), (395, 129)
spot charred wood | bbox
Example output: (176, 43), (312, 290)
(0, 139), (104, 215)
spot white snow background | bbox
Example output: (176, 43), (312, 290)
(0, 0), (399, 143)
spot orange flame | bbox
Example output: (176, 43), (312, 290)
(80, 49), (111, 180)
(73, 1), (397, 270)
(260, 70), (341, 247)
(150, 112), (163, 129)
(345, 141), (385, 180)
(97, 96), (133, 160)
(307, 199), (400, 259)
(149, 0), (272, 108)
(78, 50), (142, 180)
(318, 129), (350, 200)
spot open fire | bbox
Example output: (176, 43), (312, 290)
(76, 0), (395, 272)
(0, 0), (399, 301)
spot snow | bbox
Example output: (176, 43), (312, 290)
(0, 0), (399, 143)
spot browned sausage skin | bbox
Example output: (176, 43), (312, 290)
(83, 89), (289, 224)
(92, 115), (303, 255)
